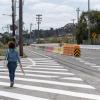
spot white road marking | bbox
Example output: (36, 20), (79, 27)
(28, 58), (63, 68)
(16, 68), (69, 72)
(61, 77), (83, 81)
(84, 62), (96, 66)
(83, 57), (95, 59)
(34, 61), (56, 63)
(0, 82), (98, 100)
(35, 65), (63, 68)
(75, 58), (82, 60)
(33, 59), (54, 61)
(22, 70), (74, 75)
(1, 58), (99, 100)
(79, 60), (86, 63)
(0, 69), (7, 71)
(27, 58), (36, 66)
(30, 51), (51, 59)
(17, 66), (32, 68)
(0, 66), (4, 67)
(0, 69), (72, 75)
(0, 91), (49, 100)
(23, 67), (68, 71)
(91, 66), (100, 68)
(75, 58), (85, 62)
(35, 60), (56, 63)
(34, 59), (56, 61)
(75, 58), (97, 66)
(36, 63), (60, 66)
(0, 76), (94, 89)
(0, 72), (58, 78)
(31, 58), (52, 60)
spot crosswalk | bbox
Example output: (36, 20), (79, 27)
(75, 58), (100, 71)
(0, 57), (100, 100)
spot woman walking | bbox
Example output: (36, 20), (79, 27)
(5, 41), (23, 87)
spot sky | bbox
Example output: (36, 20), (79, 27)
(0, 0), (100, 33)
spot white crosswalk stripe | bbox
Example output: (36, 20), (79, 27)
(75, 58), (100, 71)
(0, 91), (49, 100)
(0, 58), (100, 100)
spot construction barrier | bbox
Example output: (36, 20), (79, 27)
(36, 44), (81, 57)
(52, 48), (58, 53)
(45, 47), (54, 52)
(52, 47), (63, 54)
(58, 47), (63, 54)
(63, 44), (81, 57)
(74, 45), (81, 57)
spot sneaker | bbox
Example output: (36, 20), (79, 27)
(10, 82), (14, 87)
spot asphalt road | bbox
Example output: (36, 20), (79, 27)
(25, 46), (100, 99)
(0, 46), (100, 100)
(27, 46), (100, 91)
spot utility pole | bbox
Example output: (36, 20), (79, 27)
(36, 14), (42, 43)
(30, 23), (33, 33)
(14, 0), (16, 20)
(30, 23), (33, 43)
(71, 19), (76, 43)
(88, 0), (90, 13)
(88, 0), (91, 44)
(72, 19), (75, 25)
(19, 0), (23, 56)
(12, 0), (15, 36)
(76, 8), (80, 23)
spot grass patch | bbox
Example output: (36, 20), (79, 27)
(0, 48), (6, 56)
(21, 54), (28, 58)
(0, 42), (27, 58)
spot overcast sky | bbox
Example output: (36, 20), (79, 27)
(0, 0), (100, 33)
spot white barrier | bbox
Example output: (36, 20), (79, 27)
(31, 44), (100, 50)
(80, 45), (100, 50)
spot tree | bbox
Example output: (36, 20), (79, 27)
(0, 32), (11, 44)
(76, 10), (100, 44)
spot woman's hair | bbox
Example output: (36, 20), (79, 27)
(8, 41), (15, 49)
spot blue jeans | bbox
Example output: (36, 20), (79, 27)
(7, 62), (17, 82)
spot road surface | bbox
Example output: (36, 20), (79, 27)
(0, 46), (100, 100)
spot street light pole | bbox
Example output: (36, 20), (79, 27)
(19, 0), (23, 56)
(36, 14), (42, 43)
(71, 19), (76, 43)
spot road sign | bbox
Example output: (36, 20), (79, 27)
(10, 24), (18, 31)
(92, 32), (97, 39)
